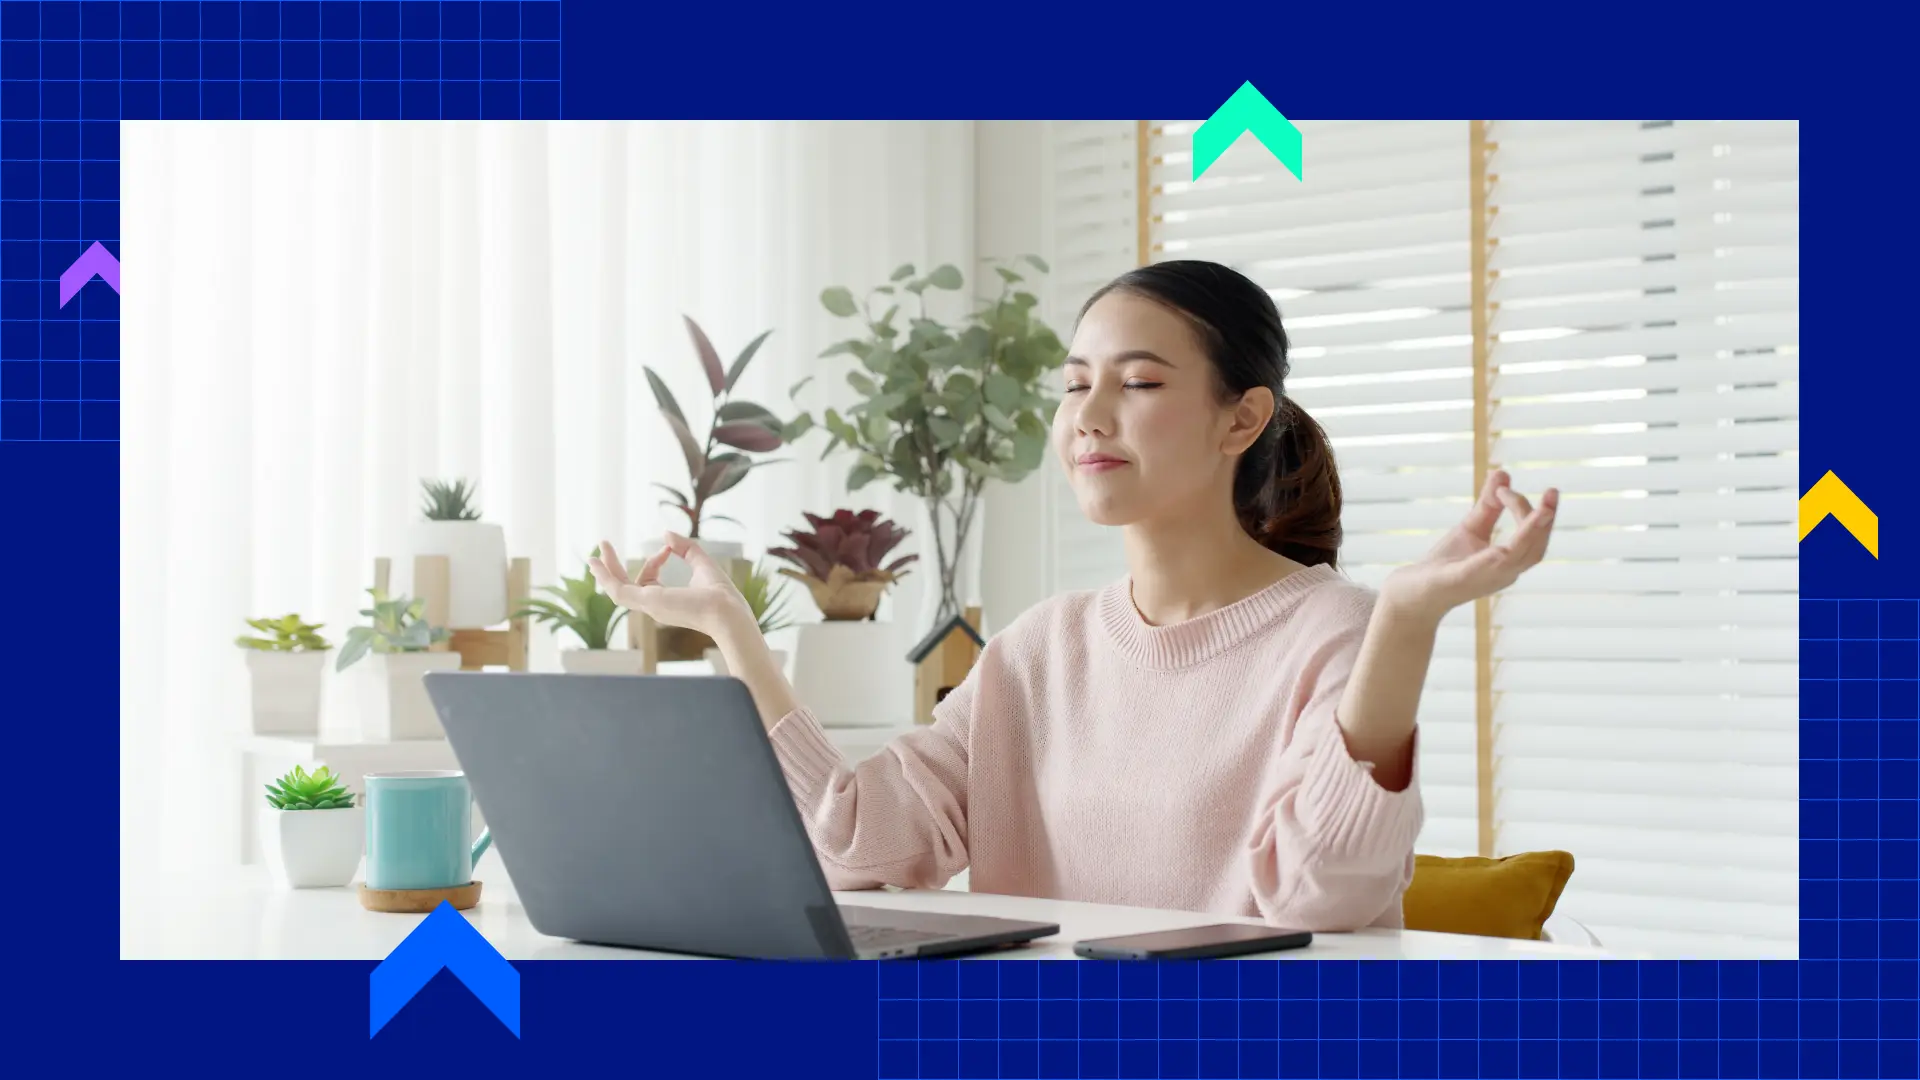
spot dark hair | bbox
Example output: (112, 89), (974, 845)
(1079, 260), (1342, 567)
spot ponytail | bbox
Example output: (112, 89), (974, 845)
(1237, 397), (1342, 568)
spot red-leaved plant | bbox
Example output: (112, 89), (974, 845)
(767, 510), (919, 621)
(645, 316), (788, 538)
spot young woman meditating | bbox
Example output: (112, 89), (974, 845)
(589, 260), (1557, 932)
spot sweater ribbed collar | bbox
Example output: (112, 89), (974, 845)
(1096, 563), (1339, 671)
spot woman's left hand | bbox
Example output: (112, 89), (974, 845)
(1380, 469), (1557, 625)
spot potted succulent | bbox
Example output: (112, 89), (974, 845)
(333, 588), (461, 741)
(642, 316), (789, 585)
(259, 764), (364, 888)
(771, 510), (920, 730)
(400, 478), (509, 629)
(518, 552), (641, 675)
(768, 509), (918, 621)
(705, 558), (798, 677)
(236, 613), (332, 735)
(781, 257), (1064, 634)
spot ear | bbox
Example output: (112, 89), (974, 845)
(1221, 386), (1276, 456)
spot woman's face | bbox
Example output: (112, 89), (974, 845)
(1051, 290), (1271, 528)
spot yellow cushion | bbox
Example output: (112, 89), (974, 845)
(1402, 851), (1575, 941)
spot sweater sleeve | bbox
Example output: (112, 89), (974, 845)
(764, 663), (980, 892)
(1247, 595), (1425, 932)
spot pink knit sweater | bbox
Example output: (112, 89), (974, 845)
(767, 563), (1425, 931)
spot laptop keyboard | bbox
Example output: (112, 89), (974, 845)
(846, 922), (952, 950)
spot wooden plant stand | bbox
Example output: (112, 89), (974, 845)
(373, 555), (532, 672)
(623, 554), (752, 674)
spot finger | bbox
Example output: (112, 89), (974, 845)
(634, 545), (673, 587)
(596, 540), (632, 585)
(667, 530), (730, 579)
(1460, 470), (1511, 538)
(1508, 489), (1558, 566)
(1496, 485), (1535, 524)
(586, 556), (618, 591)
(1494, 495), (1553, 570)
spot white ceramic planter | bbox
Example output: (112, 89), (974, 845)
(560, 648), (650, 675)
(260, 805), (364, 888)
(789, 621), (911, 728)
(643, 537), (743, 587)
(344, 651), (465, 741)
(403, 521), (509, 628)
(244, 650), (329, 735)
(704, 647), (788, 678)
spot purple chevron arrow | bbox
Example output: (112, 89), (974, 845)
(59, 242), (120, 307)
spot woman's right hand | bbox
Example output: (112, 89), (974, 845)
(592, 533), (803, 729)
(587, 533), (753, 642)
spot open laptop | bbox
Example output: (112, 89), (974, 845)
(422, 671), (1058, 959)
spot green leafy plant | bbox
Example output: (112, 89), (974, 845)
(335, 588), (453, 672)
(420, 477), (483, 522)
(515, 553), (631, 650)
(235, 613), (331, 652)
(730, 558), (798, 636)
(782, 256), (1065, 624)
(645, 316), (790, 539)
(767, 509), (918, 621)
(263, 764), (356, 811)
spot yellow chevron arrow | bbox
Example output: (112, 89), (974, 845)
(1799, 471), (1878, 558)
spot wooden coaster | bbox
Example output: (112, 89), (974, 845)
(358, 880), (483, 913)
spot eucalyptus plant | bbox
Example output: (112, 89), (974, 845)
(782, 256), (1066, 625)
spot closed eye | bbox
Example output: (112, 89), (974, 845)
(1064, 381), (1163, 394)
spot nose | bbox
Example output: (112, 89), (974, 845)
(1075, 383), (1118, 438)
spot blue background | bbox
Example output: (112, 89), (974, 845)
(2, 2), (1913, 1075)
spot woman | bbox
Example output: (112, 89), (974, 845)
(590, 260), (1557, 932)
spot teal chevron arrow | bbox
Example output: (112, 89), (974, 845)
(1192, 81), (1302, 181)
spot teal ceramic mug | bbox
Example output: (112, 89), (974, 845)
(363, 771), (493, 891)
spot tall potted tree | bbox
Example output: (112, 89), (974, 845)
(642, 316), (789, 586)
(782, 257), (1065, 634)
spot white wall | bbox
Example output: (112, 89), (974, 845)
(973, 121), (1061, 634)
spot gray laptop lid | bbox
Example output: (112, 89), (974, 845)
(423, 672), (857, 959)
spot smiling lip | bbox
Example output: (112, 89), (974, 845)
(1077, 453), (1129, 473)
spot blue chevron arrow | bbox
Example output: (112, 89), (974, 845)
(370, 902), (521, 1038)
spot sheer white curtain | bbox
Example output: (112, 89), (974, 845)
(120, 121), (975, 873)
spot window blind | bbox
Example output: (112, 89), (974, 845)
(1040, 120), (1143, 596)
(1483, 119), (1800, 959)
(1039, 119), (1800, 958)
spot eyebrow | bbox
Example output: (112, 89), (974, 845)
(1063, 350), (1176, 369)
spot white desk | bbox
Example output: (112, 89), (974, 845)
(121, 862), (1634, 961)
